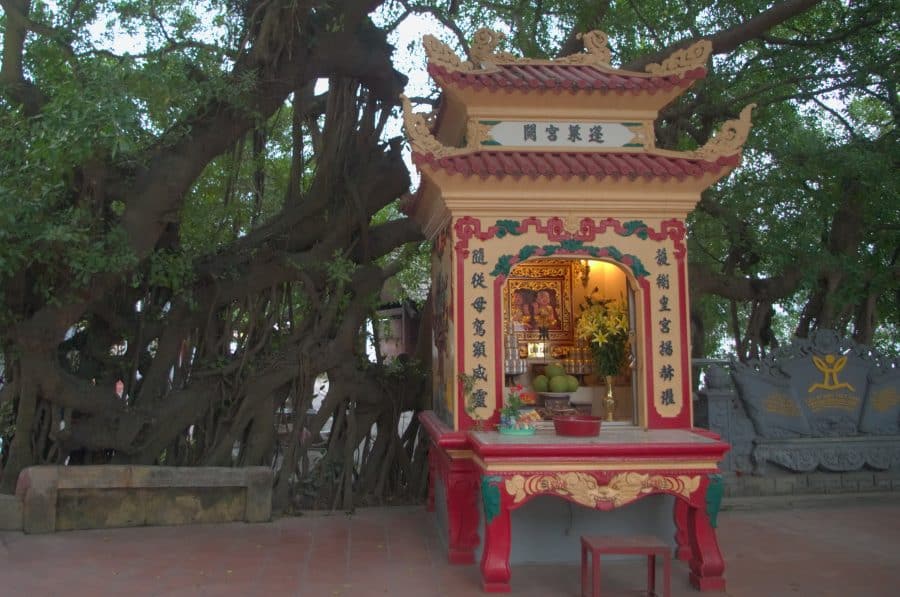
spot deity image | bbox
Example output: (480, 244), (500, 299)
(511, 289), (535, 331)
(532, 289), (560, 340)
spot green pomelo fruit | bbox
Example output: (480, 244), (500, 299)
(545, 363), (566, 379)
(532, 375), (549, 392)
(565, 375), (579, 392)
(548, 375), (569, 393)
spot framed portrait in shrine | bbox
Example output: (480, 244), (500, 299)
(503, 260), (574, 356)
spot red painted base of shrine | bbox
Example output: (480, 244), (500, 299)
(449, 549), (476, 565)
(691, 574), (727, 591)
(420, 411), (730, 593)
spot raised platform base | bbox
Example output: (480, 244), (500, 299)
(752, 436), (900, 474)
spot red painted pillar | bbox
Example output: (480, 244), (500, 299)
(480, 475), (511, 592)
(446, 463), (480, 564)
(687, 478), (726, 591)
(673, 497), (692, 562)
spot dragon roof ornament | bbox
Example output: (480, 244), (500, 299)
(423, 28), (711, 77)
(400, 94), (491, 158)
(644, 40), (713, 76)
(693, 104), (756, 160)
(425, 28), (613, 72)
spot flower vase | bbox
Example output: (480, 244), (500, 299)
(603, 374), (616, 422)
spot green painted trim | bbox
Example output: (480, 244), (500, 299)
(480, 140), (502, 146)
(482, 476), (503, 524)
(706, 474), (725, 529)
(490, 240), (650, 278)
(621, 220), (650, 239)
(622, 122), (642, 127)
(479, 120), (502, 126)
(623, 143), (644, 147)
(494, 220), (523, 238)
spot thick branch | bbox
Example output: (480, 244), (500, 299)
(689, 263), (805, 302)
(623, 0), (825, 71)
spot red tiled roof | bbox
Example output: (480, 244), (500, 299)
(428, 63), (706, 94)
(413, 150), (739, 180)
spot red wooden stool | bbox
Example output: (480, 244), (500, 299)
(580, 535), (671, 597)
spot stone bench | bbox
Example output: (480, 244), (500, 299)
(752, 436), (900, 475)
(15, 465), (272, 534)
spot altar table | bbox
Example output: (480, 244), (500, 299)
(422, 412), (729, 593)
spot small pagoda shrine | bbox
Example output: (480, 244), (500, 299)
(404, 29), (750, 593)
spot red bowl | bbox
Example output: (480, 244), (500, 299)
(553, 415), (602, 436)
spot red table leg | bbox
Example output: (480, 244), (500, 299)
(446, 466), (480, 564)
(480, 476), (511, 592)
(673, 498), (692, 562)
(687, 501), (726, 591)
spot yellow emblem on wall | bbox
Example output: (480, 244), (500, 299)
(809, 354), (854, 393)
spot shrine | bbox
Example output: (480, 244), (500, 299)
(403, 28), (751, 593)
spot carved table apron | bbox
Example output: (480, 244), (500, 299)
(467, 428), (730, 593)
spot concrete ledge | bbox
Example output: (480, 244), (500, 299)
(15, 465), (272, 534)
(723, 491), (899, 511)
(0, 493), (23, 530)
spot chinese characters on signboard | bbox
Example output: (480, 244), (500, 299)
(524, 123), (604, 144)
(655, 248), (676, 408)
(482, 120), (642, 149)
(468, 247), (489, 409)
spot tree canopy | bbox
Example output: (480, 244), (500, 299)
(0, 0), (897, 507)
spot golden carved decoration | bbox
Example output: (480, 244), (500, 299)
(400, 94), (477, 158)
(693, 104), (756, 160)
(470, 28), (518, 66)
(556, 31), (612, 65)
(505, 472), (700, 508)
(464, 118), (495, 149)
(422, 34), (479, 72)
(425, 29), (614, 73)
(645, 40), (712, 76)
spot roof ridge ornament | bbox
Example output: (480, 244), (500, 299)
(422, 34), (480, 72)
(400, 94), (446, 156)
(400, 94), (489, 158)
(470, 28), (518, 66)
(645, 40), (712, 76)
(693, 104), (756, 160)
(425, 28), (615, 72)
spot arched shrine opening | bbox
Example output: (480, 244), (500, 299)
(501, 256), (639, 424)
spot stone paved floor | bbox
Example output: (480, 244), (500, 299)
(1, 498), (899, 596)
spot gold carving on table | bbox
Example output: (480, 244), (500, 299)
(505, 472), (700, 508)
(645, 40), (712, 76)
(809, 354), (855, 392)
(764, 392), (802, 417)
(693, 104), (755, 160)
